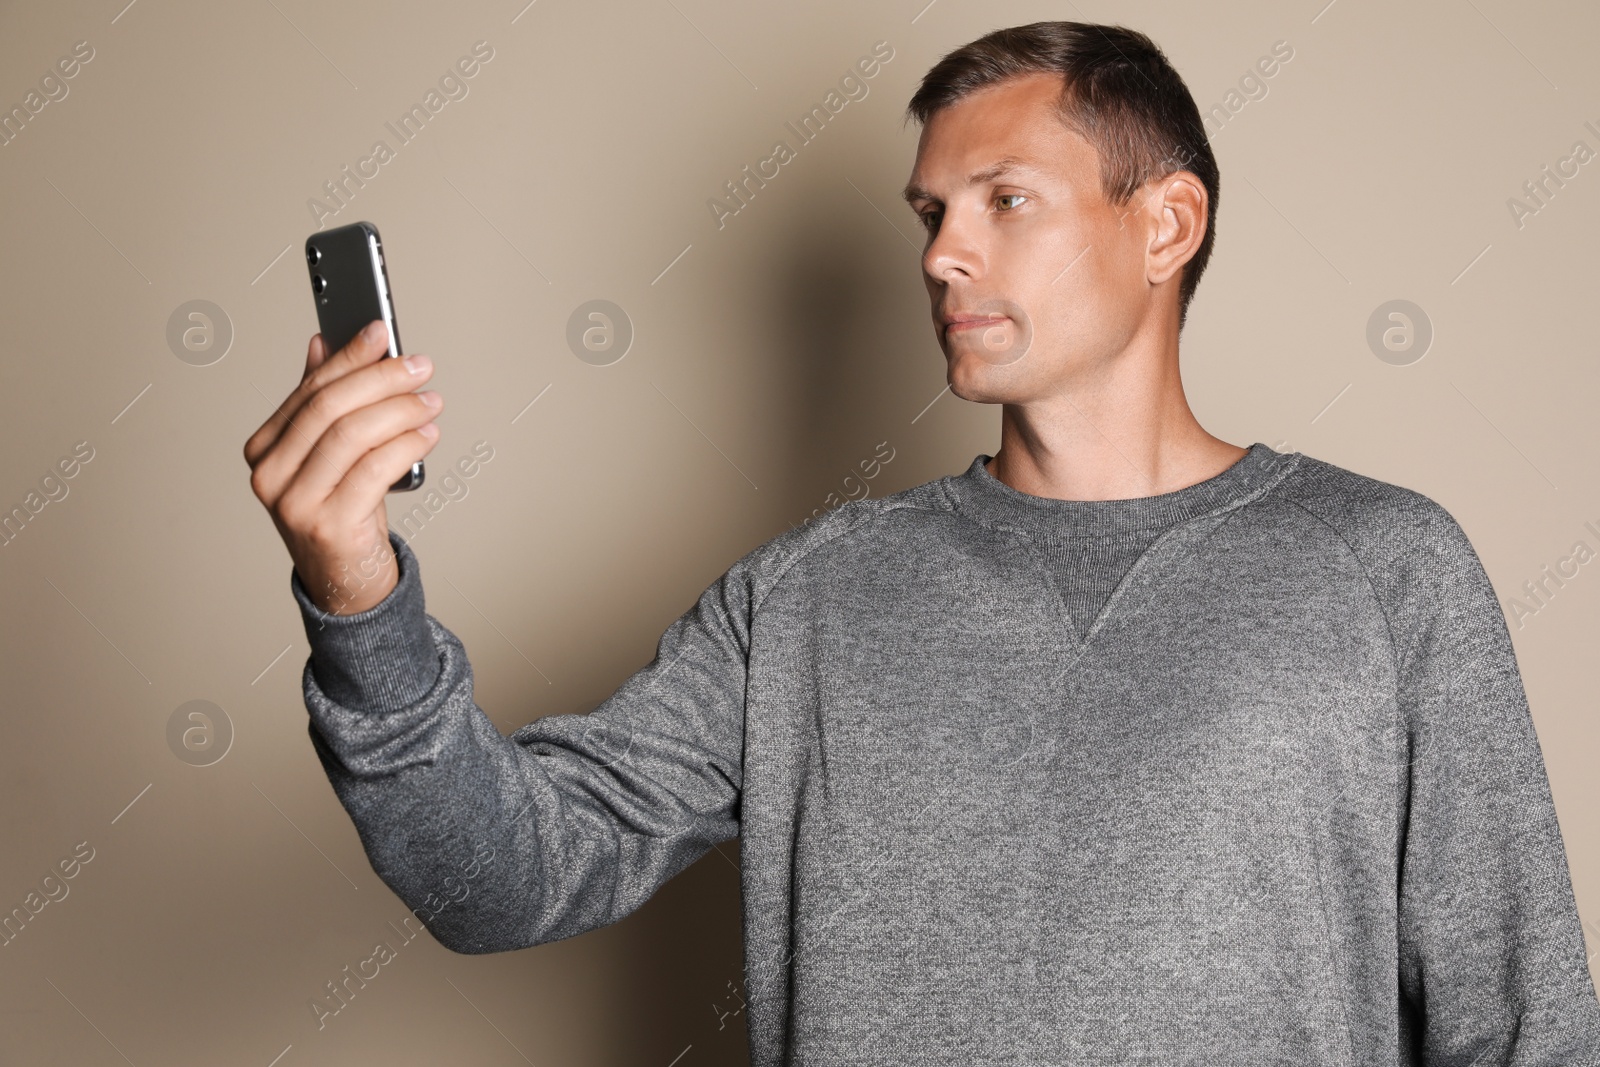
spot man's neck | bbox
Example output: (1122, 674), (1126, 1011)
(983, 342), (1247, 503)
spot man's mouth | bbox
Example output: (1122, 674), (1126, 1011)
(935, 299), (1032, 366)
(942, 313), (1011, 336)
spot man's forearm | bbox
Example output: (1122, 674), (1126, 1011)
(291, 530), (747, 953)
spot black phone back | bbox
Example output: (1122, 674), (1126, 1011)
(304, 220), (422, 491)
(306, 221), (402, 358)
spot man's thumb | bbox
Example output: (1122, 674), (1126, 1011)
(304, 333), (328, 377)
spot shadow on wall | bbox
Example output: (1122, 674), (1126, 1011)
(564, 177), (903, 1066)
(766, 174), (918, 513)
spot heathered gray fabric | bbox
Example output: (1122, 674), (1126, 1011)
(1038, 527), (1179, 640)
(293, 442), (1600, 1065)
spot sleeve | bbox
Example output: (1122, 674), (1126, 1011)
(1392, 506), (1600, 1061)
(290, 529), (752, 954)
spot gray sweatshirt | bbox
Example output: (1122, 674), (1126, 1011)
(292, 443), (1600, 1065)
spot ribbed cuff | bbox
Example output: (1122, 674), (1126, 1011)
(290, 530), (442, 712)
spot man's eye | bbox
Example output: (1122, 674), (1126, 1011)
(996, 194), (1028, 211)
(918, 211), (941, 232)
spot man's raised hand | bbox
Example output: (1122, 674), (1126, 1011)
(243, 320), (442, 615)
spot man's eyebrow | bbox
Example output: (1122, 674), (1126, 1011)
(901, 156), (1035, 205)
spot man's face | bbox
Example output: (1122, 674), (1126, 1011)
(903, 72), (1156, 404)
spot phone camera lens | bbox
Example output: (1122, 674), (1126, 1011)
(306, 246), (321, 266)
(311, 274), (327, 296)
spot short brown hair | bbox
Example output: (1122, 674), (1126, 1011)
(906, 21), (1220, 328)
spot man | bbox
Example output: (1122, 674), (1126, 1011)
(244, 20), (1600, 1065)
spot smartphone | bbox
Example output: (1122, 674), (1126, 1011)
(304, 220), (424, 493)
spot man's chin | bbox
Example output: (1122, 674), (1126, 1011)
(947, 356), (1026, 405)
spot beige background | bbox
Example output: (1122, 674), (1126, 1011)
(1, 0), (1596, 1062)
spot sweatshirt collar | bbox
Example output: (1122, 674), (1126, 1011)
(942, 442), (1298, 540)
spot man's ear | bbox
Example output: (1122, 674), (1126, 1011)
(1146, 171), (1207, 286)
